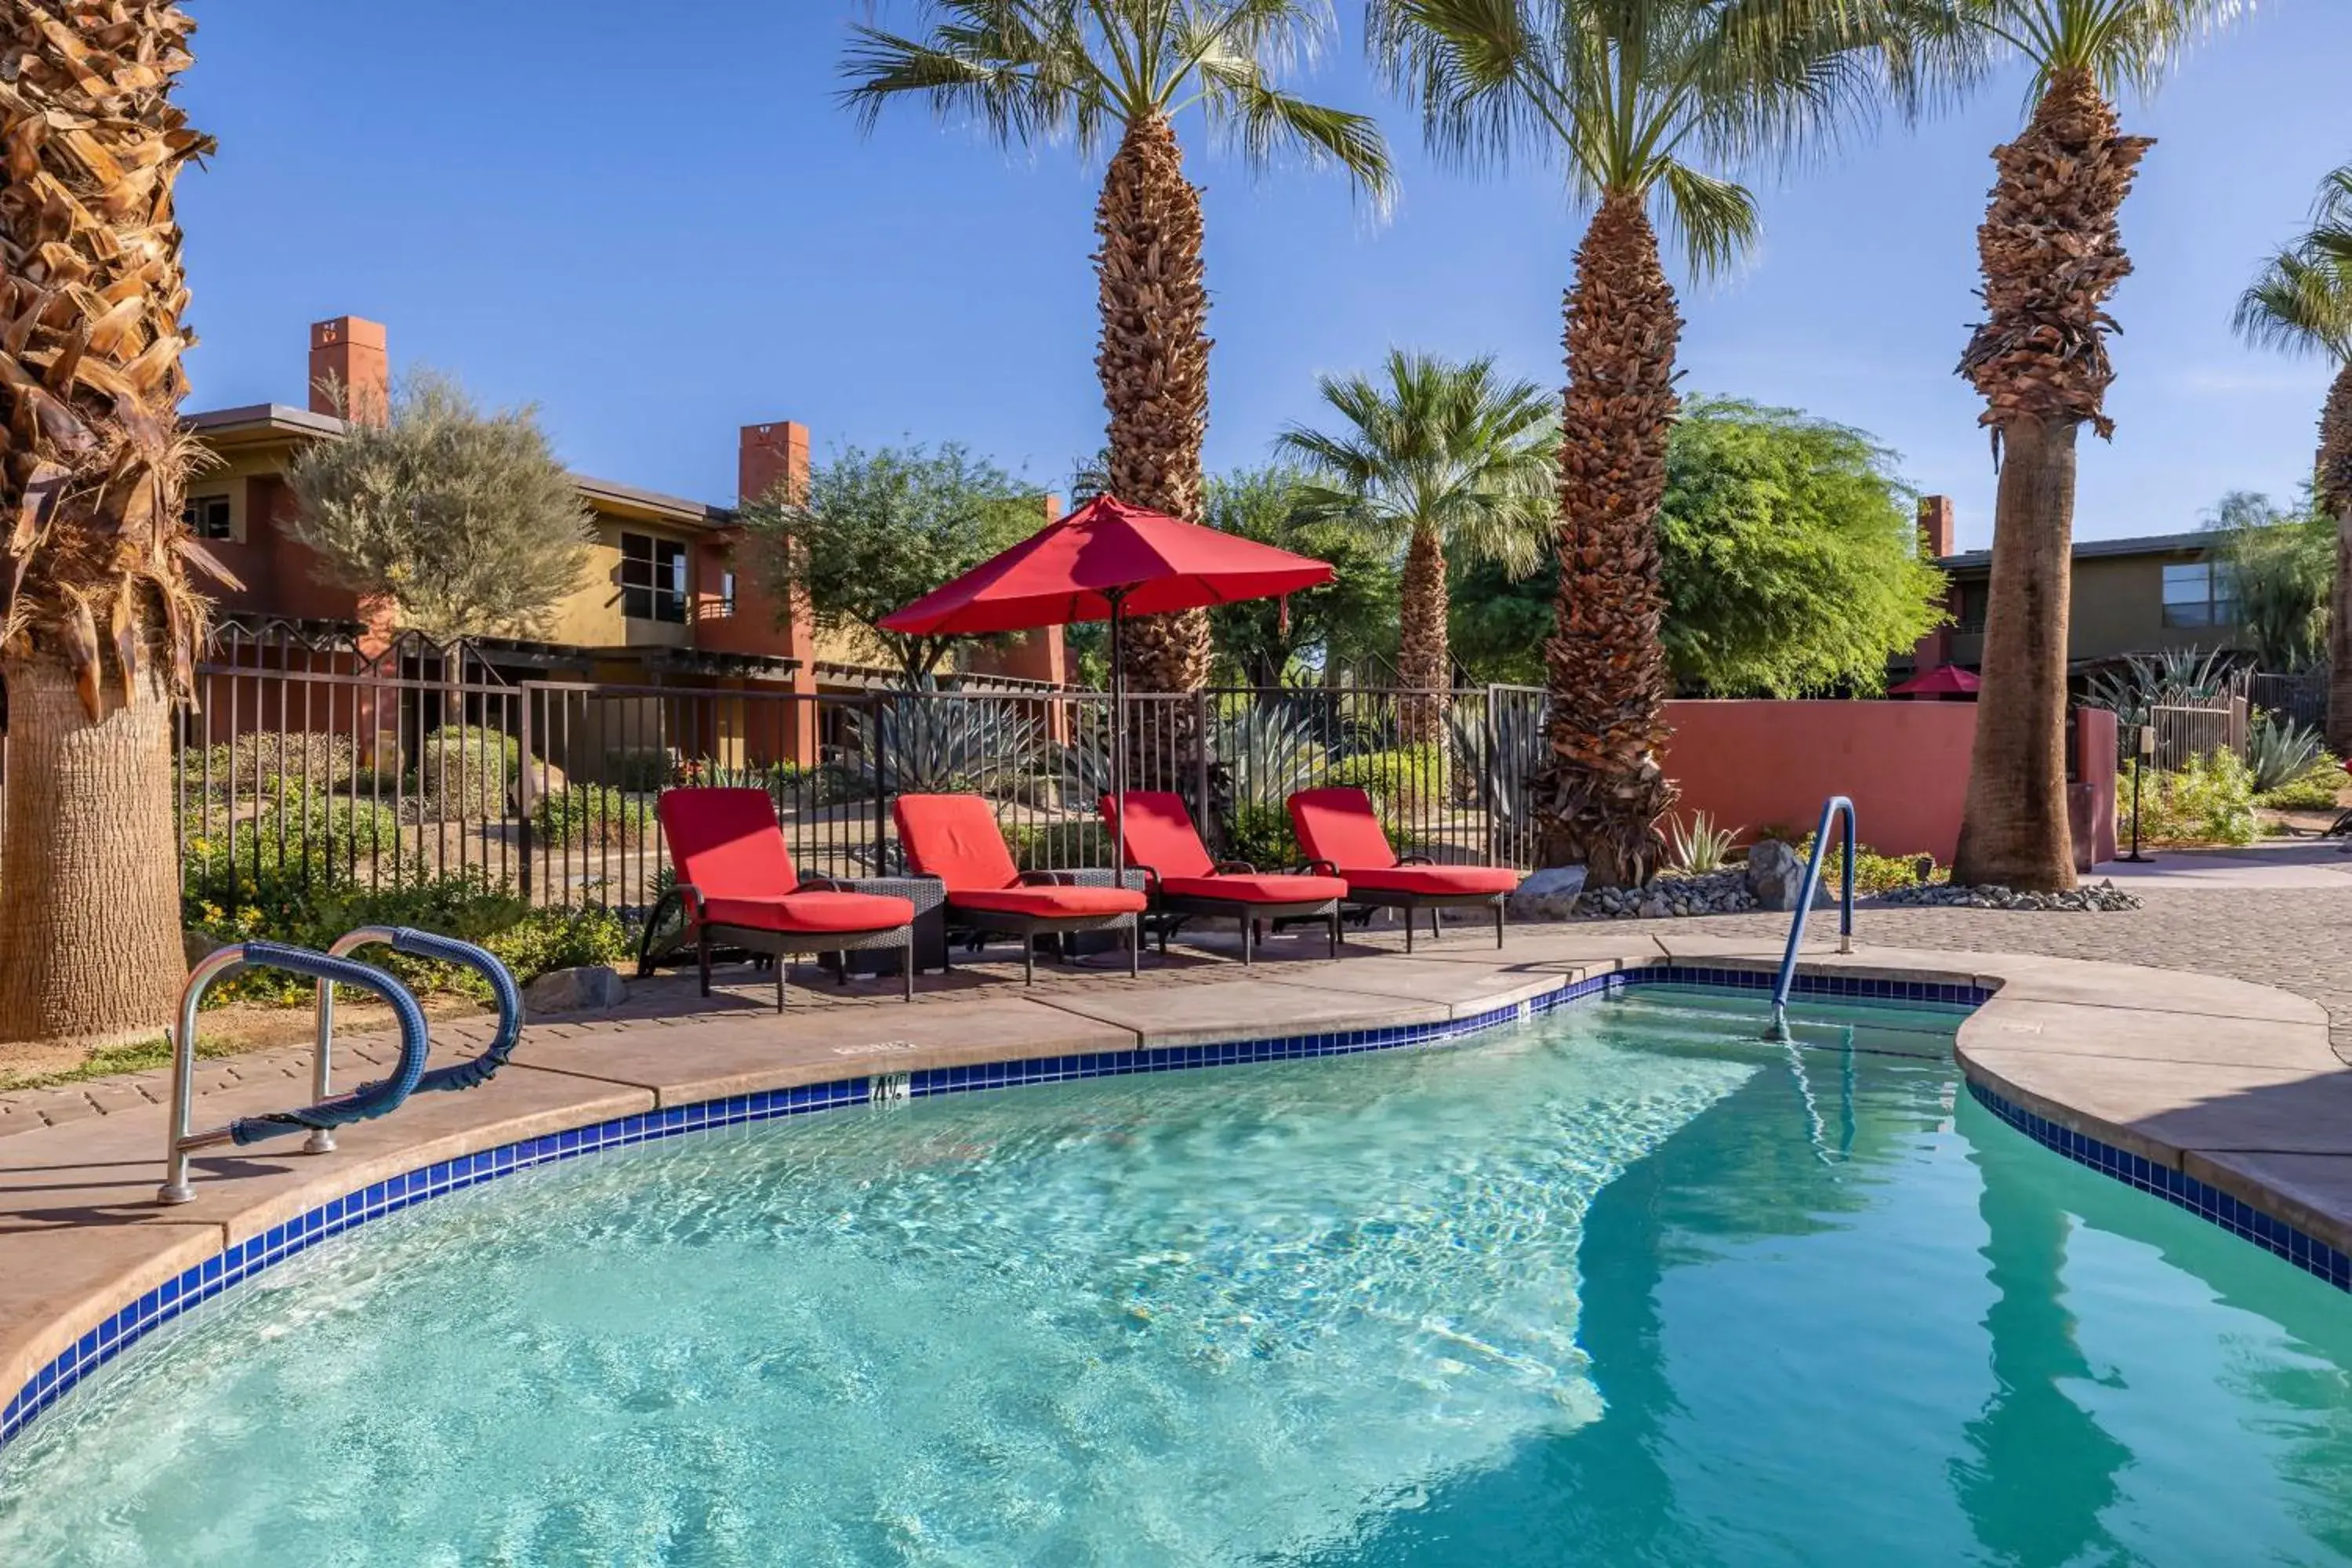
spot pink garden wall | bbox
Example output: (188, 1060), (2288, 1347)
(1657, 700), (2116, 868)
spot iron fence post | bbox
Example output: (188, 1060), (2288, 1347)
(869, 691), (889, 874)
(1193, 688), (1211, 841)
(517, 688), (536, 903)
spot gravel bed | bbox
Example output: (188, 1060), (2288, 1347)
(1878, 880), (2142, 913)
(1577, 869), (1759, 920)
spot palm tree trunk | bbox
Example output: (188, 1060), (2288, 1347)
(1952, 416), (2080, 890)
(1396, 524), (1449, 742)
(1095, 113), (1211, 697)
(2319, 363), (2352, 753)
(1533, 193), (1681, 888)
(1952, 68), (2151, 891)
(0, 2), (215, 1044)
(0, 653), (186, 1045)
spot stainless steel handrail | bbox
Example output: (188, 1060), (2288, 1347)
(1764, 796), (1856, 1043)
(301, 925), (408, 1154)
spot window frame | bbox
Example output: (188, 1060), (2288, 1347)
(619, 532), (688, 624)
(183, 493), (234, 542)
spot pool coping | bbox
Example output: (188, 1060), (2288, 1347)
(4, 932), (2348, 1453)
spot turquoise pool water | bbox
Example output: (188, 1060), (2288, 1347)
(2, 987), (2350, 1566)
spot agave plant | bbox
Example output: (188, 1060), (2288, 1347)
(1667, 811), (1741, 876)
(2245, 712), (2328, 794)
(1211, 702), (1330, 808)
(846, 697), (1045, 796)
(2084, 648), (2240, 746)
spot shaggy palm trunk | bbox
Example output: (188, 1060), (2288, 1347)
(1533, 194), (1681, 888)
(2319, 364), (2352, 754)
(1396, 526), (1449, 742)
(0, 655), (183, 1044)
(0, 3), (216, 1045)
(1951, 70), (2150, 892)
(1095, 114), (1211, 697)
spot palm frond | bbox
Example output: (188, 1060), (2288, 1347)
(2236, 160), (2352, 365)
(1195, 53), (1397, 205)
(1654, 160), (1763, 278)
(1366, 0), (1553, 172)
(839, 2), (1101, 149)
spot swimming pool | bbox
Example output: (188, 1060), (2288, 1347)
(2, 985), (2347, 1565)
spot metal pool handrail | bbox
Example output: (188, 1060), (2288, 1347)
(1763, 797), (1856, 1044)
(310, 927), (526, 1149)
(158, 942), (433, 1205)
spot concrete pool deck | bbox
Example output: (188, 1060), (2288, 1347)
(3, 922), (2349, 1443)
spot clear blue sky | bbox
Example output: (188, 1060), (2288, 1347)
(177, 3), (2351, 550)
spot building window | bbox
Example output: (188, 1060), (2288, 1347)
(2162, 561), (2237, 629)
(718, 570), (738, 618)
(183, 494), (233, 540)
(1956, 582), (1989, 635)
(621, 533), (688, 623)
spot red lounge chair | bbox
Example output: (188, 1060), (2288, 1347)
(652, 788), (916, 1010)
(1099, 790), (1345, 964)
(893, 793), (1145, 982)
(1288, 786), (1518, 951)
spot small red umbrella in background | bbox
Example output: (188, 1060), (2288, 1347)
(881, 494), (1337, 880)
(1889, 664), (1981, 699)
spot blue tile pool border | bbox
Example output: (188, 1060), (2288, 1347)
(1965, 1076), (2352, 1294)
(0, 963), (1988, 1452)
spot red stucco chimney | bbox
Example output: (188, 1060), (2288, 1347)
(1917, 495), (1957, 561)
(739, 420), (811, 506)
(309, 316), (389, 423)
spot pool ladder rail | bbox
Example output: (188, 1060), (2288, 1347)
(156, 927), (524, 1206)
(1763, 796), (1857, 1044)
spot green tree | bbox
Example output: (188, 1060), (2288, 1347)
(1658, 397), (1946, 695)
(1370, 0), (1894, 885)
(2212, 488), (2333, 674)
(741, 443), (1040, 684)
(288, 371), (595, 641)
(2233, 160), (2352, 744)
(1911, 0), (2256, 892)
(1201, 466), (1402, 687)
(1448, 399), (1947, 694)
(842, 1), (1392, 697)
(1276, 350), (1555, 735)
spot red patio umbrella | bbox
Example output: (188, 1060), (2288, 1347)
(1889, 664), (1980, 699)
(880, 494), (1337, 882)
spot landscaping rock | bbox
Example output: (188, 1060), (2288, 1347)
(1879, 880), (2140, 913)
(524, 964), (626, 1014)
(1506, 866), (1588, 922)
(1575, 869), (1760, 920)
(1743, 839), (1824, 912)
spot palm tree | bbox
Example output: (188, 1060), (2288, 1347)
(841, 2), (1392, 696)
(0, 5), (217, 1046)
(1911, 0), (2252, 891)
(1367, 0), (1889, 887)
(2234, 161), (2352, 750)
(1276, 350), (1555, 740)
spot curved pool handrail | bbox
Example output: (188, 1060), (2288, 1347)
(328, 927), (524, 1097)
(1763, 796), (1856, 1044)
(158, 942), (433, 1205)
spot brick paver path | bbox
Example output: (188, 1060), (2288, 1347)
(7, 882), (2347, 1136)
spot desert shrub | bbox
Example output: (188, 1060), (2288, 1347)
(1221, 803), (1301, 869)
(2256, 761), (2346, 811)
(1668, 811), (1740, 874)
(2246, 713), (2328, 793)
(406, 724), (519, 818)
(1784, 834), (1940, 895)
(605, 746), (678, 792)
(1000, 818), (1114, 871)
(183, 868), (633, 1005)
(2120, 751), (2258, 847)
(1330, 743), (1449, 818)
(532, 785), (655, 848)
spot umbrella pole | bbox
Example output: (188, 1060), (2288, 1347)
(1109, 592), (1127, 894)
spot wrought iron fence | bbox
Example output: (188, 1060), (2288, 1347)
(2249, 670), (2328, 732)
(154, 663), (1554, 920)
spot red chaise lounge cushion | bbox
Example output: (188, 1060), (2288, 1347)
(1289, 787), (1518, 897)
(1102, 791), (1345, 905)
(659, 788), (913, 935)
(894, 793), (1147, 915)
